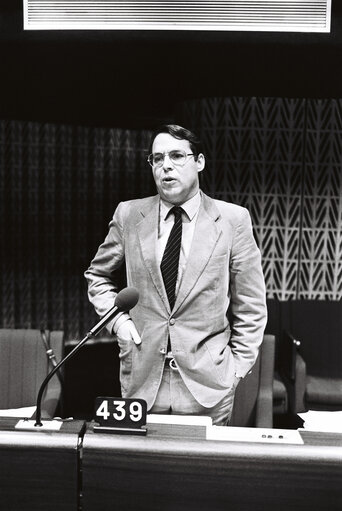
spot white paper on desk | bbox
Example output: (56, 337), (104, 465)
(298, 410), (342, 432)
(147, 414), (212, 426)
(0, 406), (36, 418)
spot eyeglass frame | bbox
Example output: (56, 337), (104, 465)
(147, 150), (195, 168)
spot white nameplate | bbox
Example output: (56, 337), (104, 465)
(207, 426), (304, 444)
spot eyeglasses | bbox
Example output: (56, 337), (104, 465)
(147, 150), (194, 168)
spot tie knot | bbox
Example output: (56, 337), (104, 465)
(170, 206), (183, 221)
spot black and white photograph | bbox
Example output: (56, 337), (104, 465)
(0, 1), (341, 510)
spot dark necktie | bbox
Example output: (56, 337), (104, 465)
(160, 206), (183, 310)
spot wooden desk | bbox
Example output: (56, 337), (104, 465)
(82, 424), (342, 511)
(0, 418), (85, 511)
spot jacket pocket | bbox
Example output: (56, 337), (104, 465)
(204, 339), (236, 388)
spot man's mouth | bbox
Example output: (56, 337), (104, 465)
(162, 176), (176, 183)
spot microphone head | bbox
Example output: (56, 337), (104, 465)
(114, 287), (139, 311)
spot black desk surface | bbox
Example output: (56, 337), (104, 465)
(82, 423), (342, 511)
(0, 418), (85, 511)
(1, 417), (341, 511)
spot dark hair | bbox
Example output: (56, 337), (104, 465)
(148, 124), (203, 160)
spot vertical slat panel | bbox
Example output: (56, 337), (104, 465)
(0, 120), (153, 340)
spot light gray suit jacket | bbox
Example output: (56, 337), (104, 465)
(85, 191), (267, 409)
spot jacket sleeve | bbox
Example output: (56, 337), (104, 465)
(228, 207), (267, 378)
(84, 202), (127, 334)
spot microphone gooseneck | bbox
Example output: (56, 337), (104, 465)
(34, 287), (139, 427)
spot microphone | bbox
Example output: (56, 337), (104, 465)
(87, 287), (139, 337)
(34, 287), (139, 427)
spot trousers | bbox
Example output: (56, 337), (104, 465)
(149, 358), (238, 426)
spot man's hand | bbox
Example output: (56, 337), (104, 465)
(116, 319), (141, 345)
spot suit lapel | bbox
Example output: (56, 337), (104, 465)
(173, 193), (222, 313)
(136, 196), (170, 313)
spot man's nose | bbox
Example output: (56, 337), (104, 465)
(162, 153), (173, 170)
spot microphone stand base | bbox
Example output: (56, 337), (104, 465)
(15, 419), (64, 431)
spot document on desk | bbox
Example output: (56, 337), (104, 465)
(207, 426), (304, 444)
(298, 410), (342, 432)
(0, 406), (36, 418)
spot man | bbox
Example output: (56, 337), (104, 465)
(85, 124), (267, 426)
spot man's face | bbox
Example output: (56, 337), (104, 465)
(151, 133), (205, 205)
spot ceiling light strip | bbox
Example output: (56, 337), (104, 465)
(23, 0), (332, 32)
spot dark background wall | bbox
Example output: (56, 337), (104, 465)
(1, 2), (342, 128)
(0, 2), (341, 342)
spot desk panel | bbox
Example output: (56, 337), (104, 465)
(0, 418), (85, 511)
(82, 424), (342, 511)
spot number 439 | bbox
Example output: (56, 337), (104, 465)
(96, 399), (143, 422)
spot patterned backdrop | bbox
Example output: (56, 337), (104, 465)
(180, 97), (342, 301)
(0, 97), (341, 339)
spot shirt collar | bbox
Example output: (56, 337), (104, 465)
(160, 190), (201, 222)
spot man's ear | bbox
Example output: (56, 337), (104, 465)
(196, 153), (205, 173)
